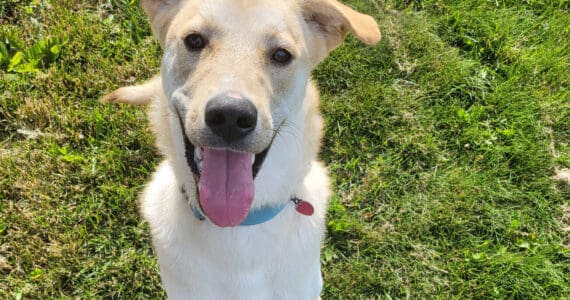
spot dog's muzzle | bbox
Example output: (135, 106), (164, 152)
(173, 100), (277, 227)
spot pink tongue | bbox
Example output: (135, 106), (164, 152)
(198, 148), (255, 227)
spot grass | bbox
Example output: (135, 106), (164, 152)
(1, 0), (569, 298)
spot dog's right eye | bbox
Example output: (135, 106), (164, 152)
(271, 48), (293, 65)
(184, 33), (207, 51)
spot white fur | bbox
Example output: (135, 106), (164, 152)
(142, 161), (329, 299)
(141, 83), (330, 299)
(101, 0), (380, 298)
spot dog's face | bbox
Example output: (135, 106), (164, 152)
(142, 0), (380, 227)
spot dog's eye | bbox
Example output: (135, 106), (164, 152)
(271, 48), (293, 65)
(184, 33), (207, 51)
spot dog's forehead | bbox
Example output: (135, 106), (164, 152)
(179, 0), (299, 35)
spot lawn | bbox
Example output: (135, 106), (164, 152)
(1, 0), (569, 298)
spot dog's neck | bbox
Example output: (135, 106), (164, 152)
(180, 184), (313, 226)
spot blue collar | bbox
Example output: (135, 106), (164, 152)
(190, 202), (288, 226)
(180, 185), (303, 226)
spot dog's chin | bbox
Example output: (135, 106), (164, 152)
(182, 136), (272, 227)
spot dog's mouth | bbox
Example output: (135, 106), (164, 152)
(175, 108), (273, 227)
(184, 141), (270, 181)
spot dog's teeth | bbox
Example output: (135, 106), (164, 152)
(193, 147), (203, 171)
(195, 148), (203, 161)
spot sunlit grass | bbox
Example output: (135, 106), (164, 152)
(1, 0), (568, 298)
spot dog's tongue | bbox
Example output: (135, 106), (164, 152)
(198, 148), (254, 227)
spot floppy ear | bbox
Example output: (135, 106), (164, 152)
(301, 0), (381, 53)
(141, 0), (182, 46)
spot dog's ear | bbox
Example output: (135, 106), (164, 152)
(301, 0), (381, 54)
(141, 0), (182, 46)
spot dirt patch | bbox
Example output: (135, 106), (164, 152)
(559, 205), (570, 248)
(552, 168), (570, 185)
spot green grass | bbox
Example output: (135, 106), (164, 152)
(1, 0), (569, 298)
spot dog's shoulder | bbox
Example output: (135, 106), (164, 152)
(140, 161), (187, 232)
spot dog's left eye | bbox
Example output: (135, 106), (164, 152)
(184, 33), (207, 51)
(271, 48), (293, 65)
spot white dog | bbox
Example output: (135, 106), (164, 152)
(101, 0), (380, 298)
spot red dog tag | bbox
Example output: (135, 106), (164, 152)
(295, 200), (314, 216)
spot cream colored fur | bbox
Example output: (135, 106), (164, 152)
(101, 0), (379, 298)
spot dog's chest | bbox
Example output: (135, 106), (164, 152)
(155, 210), (323, 298)
(142, 161), (329, 298)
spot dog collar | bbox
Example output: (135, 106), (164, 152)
(190, 202), (287, 226)
(180, 185), (313, 226)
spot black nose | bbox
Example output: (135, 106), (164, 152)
(205, 95), (257, 144)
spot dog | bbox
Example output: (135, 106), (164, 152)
(101, 0), (380, 298)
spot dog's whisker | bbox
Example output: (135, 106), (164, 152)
(272, 121), (302, 141)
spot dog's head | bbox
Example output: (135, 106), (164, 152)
(141, 0), (380, 226)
